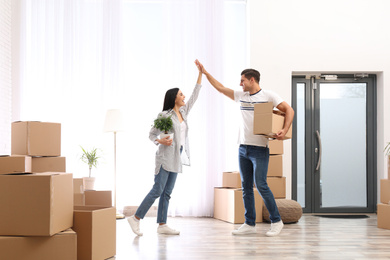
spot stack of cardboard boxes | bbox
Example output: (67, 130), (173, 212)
(377, 172), (390, 229)
(0, 121), (116, 260)
(72, 178), (116, 260)
(214, 140), (286, 224)
(0, 121), (76, 259)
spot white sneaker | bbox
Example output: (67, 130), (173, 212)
(157, 224), (180, 235)
(232, 223), (256, 235)
(266, 220), (284, 237)
(127, 215), (143, 236)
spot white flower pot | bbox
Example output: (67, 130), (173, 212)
(160, 133), (174, 140)
(83, 177), (96, 191)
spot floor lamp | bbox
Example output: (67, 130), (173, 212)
(104, 109), (125, 219)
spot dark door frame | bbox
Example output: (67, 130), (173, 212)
(292, 74), (377, 213)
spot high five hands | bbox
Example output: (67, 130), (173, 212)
(195, 59), (206, 74)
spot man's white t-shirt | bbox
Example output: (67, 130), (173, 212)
(234, 89), (284, 147)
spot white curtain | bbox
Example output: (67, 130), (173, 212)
(15, 0), (246, 217)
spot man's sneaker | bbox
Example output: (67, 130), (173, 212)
(157, 224), (180, 235)
(266, 220), (284, 237)
(127, 215), (143, 236)
(232, 223), (256, 235)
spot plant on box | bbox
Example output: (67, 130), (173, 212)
(385, 142), (390, 156)
(385, 142), (390, 177)
(80, 146), (100, 190)
(153, 115), (174, 140)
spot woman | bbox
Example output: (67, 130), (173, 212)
(128, 61), (203, 236)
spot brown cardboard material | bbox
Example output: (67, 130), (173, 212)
(269, 139), (284, 155)
(380, 179), (390, 204)
(268, 155), (283, 177)
(377, 203), (390, 230)
(267, 177), (286, 199)
(32, 156), (66, 173)
(85, 190), (112, 207)
(11, 121), (61, 156)
(214, 188), (263, 224)
(0, 229), (77, 260)
(73, 206), (116, 260)
(0, 172), (73, 236)
(253, 102), (292, 139)
(73, 178), (84, 194)
(0, 155), (32, 174)
(74, 193), (85, 206)
(222, 171), (241, 188)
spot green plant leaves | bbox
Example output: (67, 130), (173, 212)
(385, 142), (390, 156)
(80, 146), (100, 176)
(153, 115), (173, 134)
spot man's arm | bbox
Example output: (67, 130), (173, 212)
(195, 59), (234, 100)
(276, 101), (294, 140)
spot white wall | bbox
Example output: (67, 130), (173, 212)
(248, 0), (390, 200)
(0, 0), (12, 155)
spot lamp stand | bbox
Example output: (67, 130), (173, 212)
(114, 131), (125, 219)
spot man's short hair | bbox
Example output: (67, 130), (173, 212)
(241, 69), (260, 83)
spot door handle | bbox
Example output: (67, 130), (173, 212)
(315, 130), (322, 171)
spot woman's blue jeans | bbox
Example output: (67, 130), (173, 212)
(239, 145), (281, 225)
(135, 166), (178, 224)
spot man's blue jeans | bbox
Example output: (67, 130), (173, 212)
(239, 144), (281, 225)
(135, 166), (178, 224)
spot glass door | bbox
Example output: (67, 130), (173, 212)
(292, 74), (377, 213)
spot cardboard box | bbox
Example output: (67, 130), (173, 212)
(74, 193), (85, 206)
(32, 156), (66, 173)
(11, 121), (61, 156)
(222, 171), (241, 188)
(267, 177), (286, 199)
(269, 140), (283, 155)
(73, 206), (116, 260)
(0, 155), (32, 174)
(253, 102), (292, 140)
(380, 179), (390, 204)
(0, 172), (73, 236)
(268, 155), (283, 177)
(73, 178), (84, 194)
(85, 190), (112, 207)
(214, 188), (263, 224)
(0, 229), (77, 260)
(377, 203), (390, 230)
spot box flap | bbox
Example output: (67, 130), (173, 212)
(254, 102), (274, 114)
(74, 205), (115, 211)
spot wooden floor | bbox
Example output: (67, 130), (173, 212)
(111, 214), (390, 259)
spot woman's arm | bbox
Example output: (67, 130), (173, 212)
(181, 62), (204, 114)
(196, 68), (202, 85)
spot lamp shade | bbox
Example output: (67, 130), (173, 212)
(104, 109), (124, 132)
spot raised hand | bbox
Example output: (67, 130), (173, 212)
(195, 59), (206, 74)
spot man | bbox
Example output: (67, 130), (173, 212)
(195, 60), (294, 236)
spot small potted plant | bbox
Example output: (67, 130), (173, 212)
(153, 115), (174, 140)
(385, 142), (390, 175)
(80, 146), (100, 190)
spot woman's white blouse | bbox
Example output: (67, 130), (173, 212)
(180, 121), (187, 146)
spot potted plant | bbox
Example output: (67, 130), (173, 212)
(153, 115), (174, 140)
(385, 142), (390, 175)
(80, 146), (100, 191)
